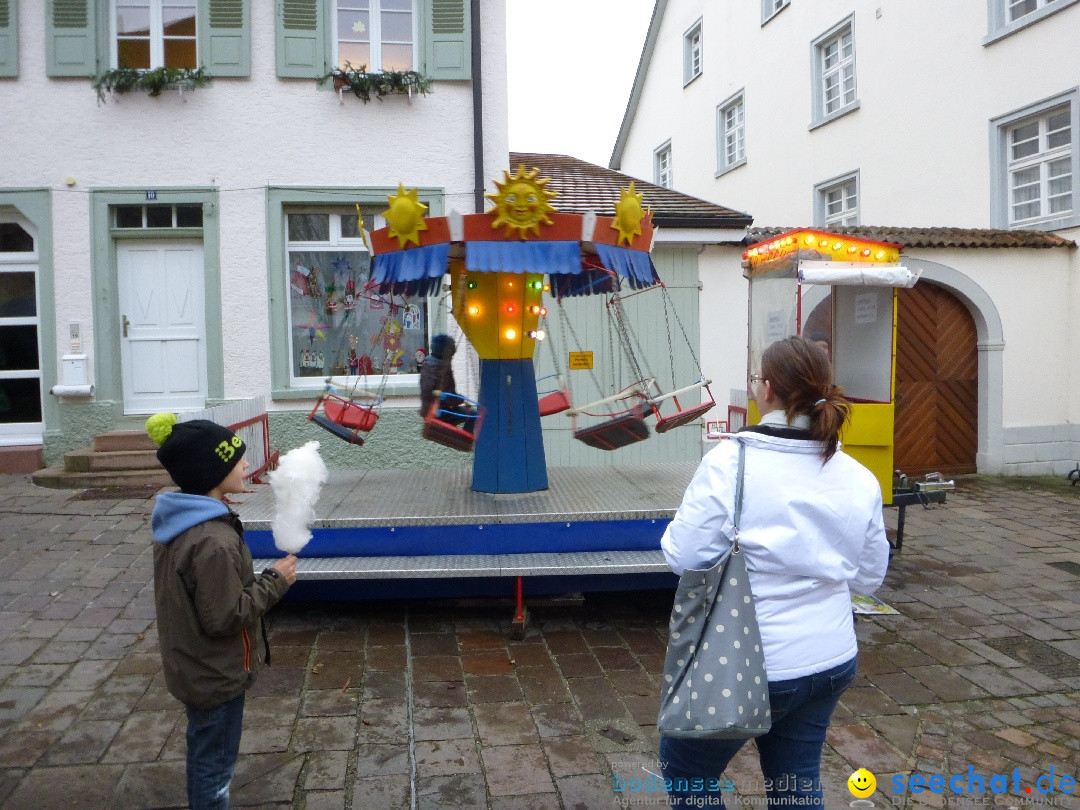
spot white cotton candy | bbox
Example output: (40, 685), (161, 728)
(267, 440), (328, 554)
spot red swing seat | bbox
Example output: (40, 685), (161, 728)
(573, 404), (651, 450)
(654, 401), (716, 433)
(308, 391), (380, 446)
(422, 397), (482, 452)
(538, 388), (571, 417)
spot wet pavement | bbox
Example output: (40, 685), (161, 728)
(0, 473), (1077, 809)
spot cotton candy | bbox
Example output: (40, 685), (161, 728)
(267, 441), (328, 554)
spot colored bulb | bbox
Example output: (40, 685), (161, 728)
(862, 248), (871, 257)
(875, 251), (885, 260)
(805, 236), (816, 245)
(467, 305), (479, 316)
(539, 307), (547, 316)
(467, 280), (477, 289)
(535, 330), (545, 340)
(542, 284), (550, 292)
(505, 328), (516, 340)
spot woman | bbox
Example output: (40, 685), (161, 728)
(659, 336), (890, 808)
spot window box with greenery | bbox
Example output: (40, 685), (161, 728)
(92, 66), (211, 101)
(322, 63), (431, 102)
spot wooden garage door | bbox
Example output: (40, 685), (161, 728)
(893, 282), (977, 476)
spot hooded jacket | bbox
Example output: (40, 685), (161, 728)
(661, 426), (889, 681)
(151, 491), (289, 709)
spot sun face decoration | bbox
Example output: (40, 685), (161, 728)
(486, 165), (557, 238)
(383, 183), (428, 248)
(611, 182), (648, 246)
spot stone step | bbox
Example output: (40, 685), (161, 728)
(64, 448), (162, 473)
(31, 465), (173, 490)
(94, 431), (158, 453)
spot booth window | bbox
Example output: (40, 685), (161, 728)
(815, 171), (860, 227)
(810, 16), (859, 129)
(717, 91), (746, 175)
(683, 19), (702, 86)
(336, 0), (416, 71)
(991, 92), (1078, 231)
(655, 142), (673, 189)
(285, 209), (430, 387)
(112, 0), (198, 69)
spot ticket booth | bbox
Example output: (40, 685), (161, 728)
(742, 230), (921, 503)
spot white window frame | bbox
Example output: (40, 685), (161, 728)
(761, 0), (790, 26)
(809, 16), (859, 130)
(654, 141), (673, 189)
(716, 90), (746, 177)
(334, 0), (419, 72)
(109, 0), (199, 70)
(814, 171), (860, 227)
(990, 90), (1079, 231)
(682, 19), (702, 86)
(0, 216), (43, 446)
(985, 0), (1080, 44)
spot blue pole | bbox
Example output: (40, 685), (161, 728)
(472, 358), (548, 493)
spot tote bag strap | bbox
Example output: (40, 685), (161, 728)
(732, 441), (747, 554)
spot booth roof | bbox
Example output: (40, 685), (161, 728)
(509, 151), (752, 229)
(747, 226), (1076, 250)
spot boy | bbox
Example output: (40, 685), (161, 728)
(146, 413), (297, 810)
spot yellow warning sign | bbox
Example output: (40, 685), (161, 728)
(568, 351), (594, 370)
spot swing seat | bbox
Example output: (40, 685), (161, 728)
(310, 414), (366, 445)
(654, 401), (716, 433)
(573, 406), (650, 450)
(538, 388), (571, 417)
(323, 399), (379, 432)
(422, 398), (482, 452)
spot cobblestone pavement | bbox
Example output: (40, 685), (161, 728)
(0, 474), (1078, 809)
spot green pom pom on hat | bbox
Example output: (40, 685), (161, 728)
(146, 412), (178, 447)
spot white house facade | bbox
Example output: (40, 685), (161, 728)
(611, 0), (1080, 477)
(0, 0), (510, 473)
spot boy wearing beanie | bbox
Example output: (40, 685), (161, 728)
(146, 413), (297, 810)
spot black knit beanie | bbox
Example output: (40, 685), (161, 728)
(146, 414), (246, 495)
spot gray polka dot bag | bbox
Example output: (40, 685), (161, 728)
(658, 442), (772, 739)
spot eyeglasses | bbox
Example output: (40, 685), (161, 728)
(749, 373), (766, 385)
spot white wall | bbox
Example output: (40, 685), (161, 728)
(619, 0), (1080, 228)
(2, 1), (509, 404)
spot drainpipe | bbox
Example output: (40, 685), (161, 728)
(471, 0), (485, 213)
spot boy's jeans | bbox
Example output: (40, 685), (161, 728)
(659, 656), (858, 809)
(186, 693), (245, 810)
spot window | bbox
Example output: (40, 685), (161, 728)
(285, 210), (431, 385)
(655, 142), (672, 189)
(986, 0), (1079, 42)
(761, 0), (789, 25)
(716, 92), (746, 175)
(114, 204), (204, 228)
(0, 220), (42, 434)
(815, 172), (859, 227)
(336, 0), (416, 72)
(112, 0), (197, 69)
(683, 19), (702, 85)
(992, 93), (1078, 230)
(47, 0), (249, 78)
(810, 17), (859, 128)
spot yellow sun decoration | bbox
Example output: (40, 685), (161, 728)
(486, 165), (557, 238)
(611, 182), (647, 246)
(383, 183), (428, 248)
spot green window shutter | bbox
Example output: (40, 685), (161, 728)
(423, 0), (470, 80)
(199, 0), (250, 76)
(0, 0), (17, 78)
(276, 0), (325, 78)
(46, 0), (99, 77)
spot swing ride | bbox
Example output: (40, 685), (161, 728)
(242, 167), (723, 619)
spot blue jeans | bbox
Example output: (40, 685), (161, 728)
(186, 693), (245, 810)
(659, 656), (858, 809)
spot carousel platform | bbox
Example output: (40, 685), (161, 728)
(238, 464), (697, 598)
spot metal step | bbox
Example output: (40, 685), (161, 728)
(252, 549), (670, 580)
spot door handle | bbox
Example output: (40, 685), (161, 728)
(122, 314), (130, 337)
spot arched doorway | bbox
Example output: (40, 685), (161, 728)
(893, 282), (977, 476)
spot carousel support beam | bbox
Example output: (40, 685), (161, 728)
(473, 358), (548, 493)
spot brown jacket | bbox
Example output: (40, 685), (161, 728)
(152, 503), (289, 710)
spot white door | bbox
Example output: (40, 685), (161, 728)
(118, 241), (207, 413)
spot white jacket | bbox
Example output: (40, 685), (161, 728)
(661, 429), (889, 681)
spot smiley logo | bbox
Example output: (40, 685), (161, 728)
(848, 768), (876, 798)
